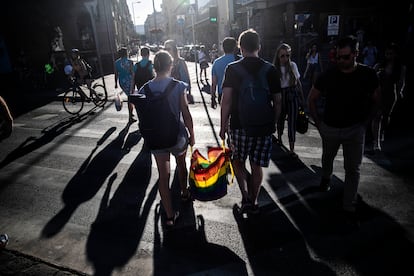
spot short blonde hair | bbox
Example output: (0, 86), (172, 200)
(153, 50), (173, 73)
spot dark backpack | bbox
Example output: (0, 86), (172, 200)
(131, 80), (180, 150)
(135, 61), (154, 89)
(233, 61), (275, 136)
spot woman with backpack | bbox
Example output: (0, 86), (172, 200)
(135, 50), (195, 229)
(273, 43), (306, 157)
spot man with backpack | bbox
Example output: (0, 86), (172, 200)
(134, 47), (154, 90)
(219, 29), (282, 215)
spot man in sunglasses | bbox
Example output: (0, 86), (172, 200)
(308, 36), (380, 225)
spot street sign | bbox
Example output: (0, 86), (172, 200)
(327, 15), (340, 36)
(177, 15), (185, 25)
(188, 4), (195, 15)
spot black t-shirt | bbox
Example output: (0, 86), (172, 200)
(222, 57), (281, 129)
(314, 64), (379, 128)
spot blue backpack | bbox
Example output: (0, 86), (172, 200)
(233, 61), (275, 136)
(131, 80), (180, 150)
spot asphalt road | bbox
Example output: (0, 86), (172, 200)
(1, 60), (414, 275)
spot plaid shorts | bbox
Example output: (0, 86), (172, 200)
(229, 129), (273, 167)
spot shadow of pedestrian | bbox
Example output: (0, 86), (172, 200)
(86, 146), (155, 276)
(232, 197), (334, 275)
(150, 168), (247, 275)
(153, 204), (247, 275)
(0, 111), (94, 174)
(244, 142), (414, 275)
(41, 123), (141, 238)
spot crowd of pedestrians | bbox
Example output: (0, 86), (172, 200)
(94, 29), (402, 229)
(2, 27), (408, 231)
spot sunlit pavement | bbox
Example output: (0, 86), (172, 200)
(0, 59), (413, 275)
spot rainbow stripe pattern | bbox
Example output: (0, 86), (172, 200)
(189, 145), (233, 201)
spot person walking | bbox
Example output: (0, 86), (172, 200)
(210, 37), (238, 109)
(163, 40), (193, 103)
(308, 36), (380, 221)
(114, 47), (136, 123)
(198, 45), (209, 82)
(136, 50), (195, 229)
(362, 40), (378, 68)
(220, 29), (282, 215)
(134, 47), (154, 91)
(303, 43), (323, 84)
(273, 43), (306, 157)
(370, 42), (406, 152)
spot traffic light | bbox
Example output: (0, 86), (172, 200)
(209, 6), (217, 23)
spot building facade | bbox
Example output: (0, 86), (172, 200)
(0, 0), (135, 90)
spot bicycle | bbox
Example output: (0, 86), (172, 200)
(62, 77), (107, 115)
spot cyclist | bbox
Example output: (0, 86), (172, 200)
(70, 48), (93, 93)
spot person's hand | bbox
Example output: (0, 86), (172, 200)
(219, 127), (227, 140)
(189, 134), (195, 147)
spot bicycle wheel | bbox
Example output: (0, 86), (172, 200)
(91, 84), (107, 107)
(63, 88), (84, 114)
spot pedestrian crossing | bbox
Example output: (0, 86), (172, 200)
(1, 71), (411, 276)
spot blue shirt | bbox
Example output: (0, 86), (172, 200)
(211, 54), (237, 95)
(115, 57), (134, 94)
(133, 58), (153, 73)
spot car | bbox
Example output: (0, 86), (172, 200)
(181, 44), (203, 62)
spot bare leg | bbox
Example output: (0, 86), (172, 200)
(154, 153), (174, 218)
(249, 161), (263, 205)
(128, 101), (135, 121)
(233, 159), (249, 201)
(175, 151), (189, 195)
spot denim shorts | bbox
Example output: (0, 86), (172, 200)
(151, 131), (189, 157)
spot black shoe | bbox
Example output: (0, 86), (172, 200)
(247, 203), (260, 215)
(342, 210), (360, 230)
(319, 178), (331, 192)
(238, 198), (252, 215)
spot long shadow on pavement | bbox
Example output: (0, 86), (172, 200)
(0, 106), (107, 192)
(41, 123), (140, 238)
(234, 142), (414, 275)
(153, 196), (247, 275)
(86, 145), (155, 276)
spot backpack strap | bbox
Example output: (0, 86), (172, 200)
(232, 60), (272, 86)
(143, 79), (178, 99)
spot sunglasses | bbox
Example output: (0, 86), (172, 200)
(336, 54), (352, 61)
(279, 54), (290, 58)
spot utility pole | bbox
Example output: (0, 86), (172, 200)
(189, 4), (198, 83)
(152, 0), (158, 45)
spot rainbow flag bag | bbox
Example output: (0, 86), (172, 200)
(189, 142), (234, 201)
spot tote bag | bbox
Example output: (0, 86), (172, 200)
(189, 142), (234, 201)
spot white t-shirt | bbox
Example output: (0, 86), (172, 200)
(280, 61), (300, 88)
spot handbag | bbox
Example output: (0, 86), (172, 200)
(296, 106), (309, 134)
(114, 91), (123, 111)
(189, 141), (234, 201)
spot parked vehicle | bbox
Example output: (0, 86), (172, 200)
(181, 44), (203, 62)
